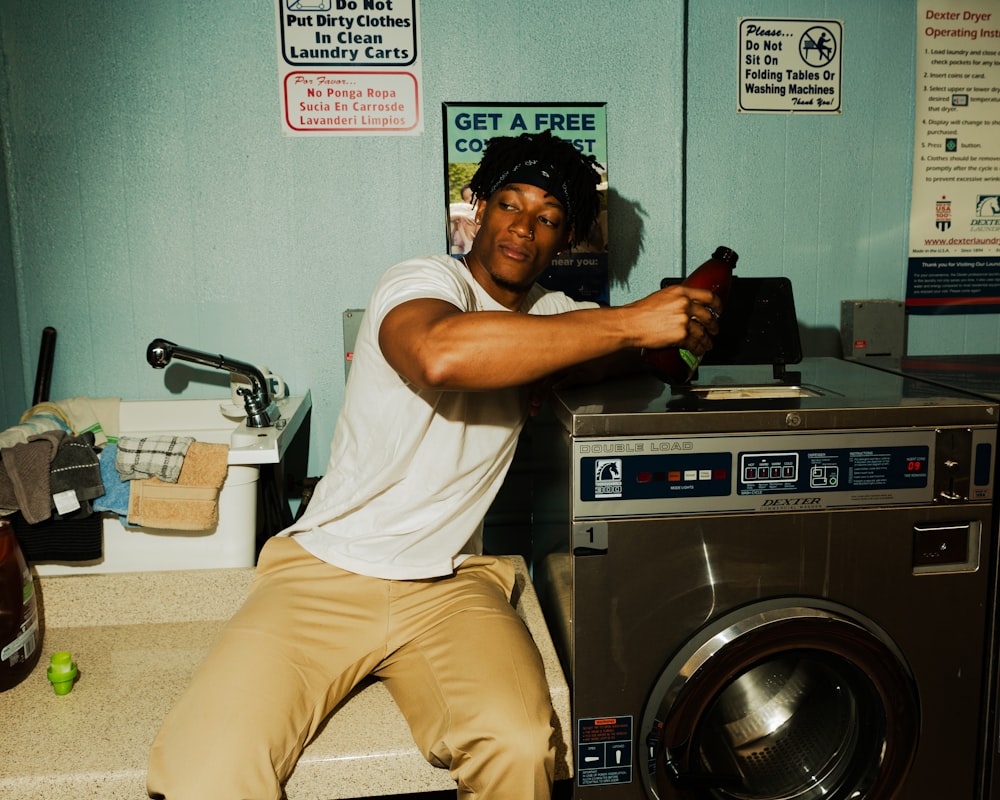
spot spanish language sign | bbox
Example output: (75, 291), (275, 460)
(442, 103), (609, 304)
(908, 0), (1000, 314)
(275, 0), (422, 136)
(738, 18), (843, 114)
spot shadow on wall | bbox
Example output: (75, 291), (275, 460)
(161, 363), (231, 395)
(606, 187), (646, 291)
(799, 325), (844, 358)
(598, 189), (845, 360)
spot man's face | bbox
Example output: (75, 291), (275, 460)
(466, 183), (572, 306)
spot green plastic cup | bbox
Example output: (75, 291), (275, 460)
(46, 651), (78, 696)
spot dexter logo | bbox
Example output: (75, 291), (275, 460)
(762, 497), (822, 507)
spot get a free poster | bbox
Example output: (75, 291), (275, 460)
(907, 0), (1000, 314)
(442, 102), (609, 304)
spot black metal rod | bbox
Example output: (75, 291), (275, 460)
(32, 326), (57, 405)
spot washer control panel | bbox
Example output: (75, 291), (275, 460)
(571, 428), (994, 518)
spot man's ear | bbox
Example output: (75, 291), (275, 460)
(474, 198), (487, 224)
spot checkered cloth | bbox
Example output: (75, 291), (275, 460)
(114, 434), (194, 483)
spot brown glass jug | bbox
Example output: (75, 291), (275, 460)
(643, 246), (738, 384)
(0, 518), (42, 692)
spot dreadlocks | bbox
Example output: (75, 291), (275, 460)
(467, 130), (602, 248)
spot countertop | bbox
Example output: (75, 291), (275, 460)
(0, 558), (571, 799)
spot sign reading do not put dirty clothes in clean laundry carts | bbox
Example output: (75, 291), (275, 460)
(738, 17), (843, 114)
(275, 0), (423, 136)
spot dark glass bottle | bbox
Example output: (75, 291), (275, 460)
(643, 246), (738, 384)
(0, 518), (42, 692)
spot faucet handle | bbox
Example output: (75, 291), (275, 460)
(237, 384), (281, 428)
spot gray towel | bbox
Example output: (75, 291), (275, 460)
(49, 431), (104, 518)
(0, 431), (64, 523)
(115, 434), (194, 483)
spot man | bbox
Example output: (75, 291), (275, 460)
(147, 130), (719, 800)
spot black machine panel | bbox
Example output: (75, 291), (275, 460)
(578, 440), (940, 501)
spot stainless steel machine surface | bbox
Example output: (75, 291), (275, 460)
(865, 354), (1000, 800)
(530, 356), (998, 800)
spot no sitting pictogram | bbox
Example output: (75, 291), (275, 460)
(800, 26), (837, 67)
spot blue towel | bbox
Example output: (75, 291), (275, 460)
(92, 444), (130, 516)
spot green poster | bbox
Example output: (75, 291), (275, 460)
(443, 102), (609, 304)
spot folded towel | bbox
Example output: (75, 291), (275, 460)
(88, 397), (121, 443)
(54, 396), (115, 447)
(0, 410), (70, 450)
(20, 402), (73, 430)
(0, 431), (64, 523)
(92, 444), (130, 516)
(116, 434), (194, 482)
(49, 432), (104, 518)
(127, 442), (229, 531)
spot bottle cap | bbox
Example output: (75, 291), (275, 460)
(46, 651), (78, 696)
(712, 246), (738, 264)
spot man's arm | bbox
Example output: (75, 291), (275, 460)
(378, 284), (720, 391)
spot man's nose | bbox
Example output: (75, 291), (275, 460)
(509, 214), (534, 240)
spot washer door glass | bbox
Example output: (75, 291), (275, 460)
(642, 603), (919, 800)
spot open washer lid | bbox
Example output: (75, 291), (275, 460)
(660, 276), (802, 380)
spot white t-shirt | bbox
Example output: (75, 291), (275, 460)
(280, 254), (598, 580)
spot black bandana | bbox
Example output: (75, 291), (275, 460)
(487, 159), (571, 219)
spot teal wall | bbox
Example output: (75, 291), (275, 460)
(0, 86), (24, 421)
(0, 1), (995, 473)
(688, 2), (918, 355)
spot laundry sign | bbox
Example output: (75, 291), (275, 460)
(275, 0), (423, 136)
(738, 18), (843, 114)
(906, 0), (1000, 313)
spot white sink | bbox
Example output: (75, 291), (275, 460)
(32, 392), (312, 575)
(117, 392), (311, 465)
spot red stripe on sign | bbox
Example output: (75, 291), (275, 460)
(907, 297), (1000, 306)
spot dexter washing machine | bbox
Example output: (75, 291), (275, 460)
(864, 354), (1000, 800)
(531, 357), (998, 800)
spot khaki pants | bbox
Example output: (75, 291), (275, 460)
(147, 537), (555, 800)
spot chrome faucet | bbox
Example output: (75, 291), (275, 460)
(146, 338), (281, 428)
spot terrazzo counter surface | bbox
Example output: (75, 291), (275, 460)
(0, 558), (571, 799)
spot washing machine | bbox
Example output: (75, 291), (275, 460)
(863, 354), (1000, 800)
(530, 356), (998, 800)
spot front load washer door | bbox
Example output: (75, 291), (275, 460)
(640, 599), (919, 800)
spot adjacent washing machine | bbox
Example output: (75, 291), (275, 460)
(864, 354), (1000, 800)
(531, 356), (998, 800)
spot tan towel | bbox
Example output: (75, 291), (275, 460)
(127, 442), (229, 531)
